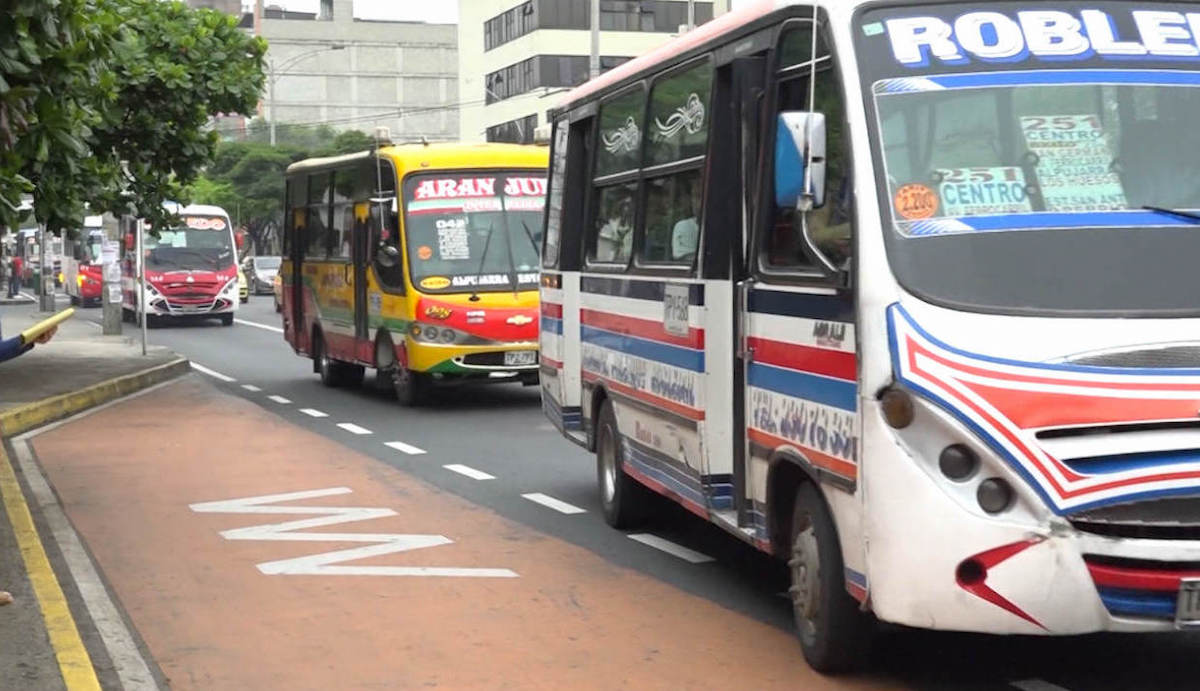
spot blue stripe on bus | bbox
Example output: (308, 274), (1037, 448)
(541, 315), (563, 335)
(581, 276), (705, 305)
(924, 68), (1200, 91)
(748, 361), (858, 412)
(581, 325), (705, 372)
(748, 289), (854, 322)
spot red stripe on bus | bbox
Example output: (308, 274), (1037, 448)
(541, 302), (563, 318)
(1086, 562), (1200, 592)
(580, 309), (704, 350)
(748, 337), (856, 382)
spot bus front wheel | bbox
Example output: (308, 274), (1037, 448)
(788, 483), (872, 674)
(596, 399), (646, 529)
(391, 366), (428, 406)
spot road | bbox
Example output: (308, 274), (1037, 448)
(60, 296), (1200, 691)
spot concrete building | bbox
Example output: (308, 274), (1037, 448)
(459, 0), (731, 144)
(185, 0), (241, 14)
(254, 0), (459, 142)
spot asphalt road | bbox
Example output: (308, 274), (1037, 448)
(78, 296), (1200, 691)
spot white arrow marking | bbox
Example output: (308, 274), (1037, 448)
(190, 487), (518, 578)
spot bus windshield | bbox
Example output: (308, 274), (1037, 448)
(857, 2), (1200, 316)
(145, 216), (235, 271)
(402, 172), (546, 294)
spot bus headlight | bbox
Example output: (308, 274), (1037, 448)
(409, 323), (495, 346)
(220, 278), (237, 296)
(877, 386), (1048, 523)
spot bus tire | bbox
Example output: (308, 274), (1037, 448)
(596, 399), (646, 529)
(220, 313), (234, 327)
(315, 332), (349, 387)
(391, 366), (428, 406)
(788, 482), (872, 674)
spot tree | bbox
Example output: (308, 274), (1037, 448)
(0, 0), (266, 233)
(191, 142), (306, 254)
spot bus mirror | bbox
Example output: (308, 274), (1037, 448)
(774, 112), (826, 211)
(377, 244), (400, 268)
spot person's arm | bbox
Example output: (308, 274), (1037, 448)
(0, 336), (30, 363)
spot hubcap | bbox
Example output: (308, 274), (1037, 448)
(789, 518), (821, 644)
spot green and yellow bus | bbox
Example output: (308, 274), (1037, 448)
(281, 143), (548, 405)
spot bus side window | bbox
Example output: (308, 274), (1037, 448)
(765, 22), (851, 274)
(330, 167), (354, 260)
(362, 158), (404, 293)
(587, 86), (645, 267)
(543, 118), (569, 269)
(307, 172), (332, 260)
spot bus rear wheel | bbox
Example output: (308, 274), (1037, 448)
(596, 399), (646, 529)
(788, 482), (872, 674)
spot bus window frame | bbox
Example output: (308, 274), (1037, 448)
(751, 13), (858, 290)
(584, 81), (648, 272)
(630, 54), (715, 276)
(398, 166), (548, 295)
(542, 116), (570, 270)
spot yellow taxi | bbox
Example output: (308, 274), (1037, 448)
(237, 266), (249, 303)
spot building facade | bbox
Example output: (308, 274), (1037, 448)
(257, 0), (459, 142)
(459, 0), (730, 144)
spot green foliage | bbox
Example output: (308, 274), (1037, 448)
(0, 0), (266, 233)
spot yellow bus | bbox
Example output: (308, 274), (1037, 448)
(281, 143), (548, 405)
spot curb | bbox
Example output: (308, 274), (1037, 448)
(0, 357), (191, 438)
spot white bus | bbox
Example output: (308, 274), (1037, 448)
(541, 0), (1200, 672)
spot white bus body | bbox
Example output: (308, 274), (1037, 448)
(541, 0), (1200, 671)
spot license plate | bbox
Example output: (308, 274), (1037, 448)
(504, 350), (536, 366)
(1176, 580), (1200, 628)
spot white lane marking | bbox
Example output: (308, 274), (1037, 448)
(241, 384), (262, 392)
(299, 408), (328, 418)
(234, 318), (284, 333)
(384, 441), (426, 455)
(267, 395), (291, 404)
(1011, 681), (1072, 691)
(191, 362), (235, 382)
(442, 464), (495, 480)
(627, 533), (715, 563)
(337, 422), (372, 435)
(190, 487), (517, 577)
(521, 493), (586, 515)
(12, 438), (161, 689)
(83, 320), (102, 329)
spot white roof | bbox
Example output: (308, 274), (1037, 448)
(162, 202), (230, 218)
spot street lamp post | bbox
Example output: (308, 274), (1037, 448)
(267, 44), (345, 146)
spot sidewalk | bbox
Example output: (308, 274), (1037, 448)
(1, 299), (189, 690)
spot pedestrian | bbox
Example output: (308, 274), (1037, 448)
(9, 253), (23, 299)
(0, 319), (55, 363)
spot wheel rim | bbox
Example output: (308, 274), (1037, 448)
(599, 425), (617, 504)
(789, 515), (821, 645)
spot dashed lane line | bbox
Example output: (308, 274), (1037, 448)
(241, 384), (262, 392)
(233, 318), (284, 333)
(299, 408), (329, 418)
(267, 395), (291, 404)
(384, 441), (427, 455)
(191, 362), (235, 382)
(336, 422), (372, 435)
(522, 493), (586, 514)
(442, 464), (495, 481)
(627, 533), (715, 564)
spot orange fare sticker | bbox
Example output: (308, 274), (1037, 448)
(417, 245), (433, 260)
(893, 184), (939, 220)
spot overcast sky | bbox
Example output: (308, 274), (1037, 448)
(274, 1), (750, 23)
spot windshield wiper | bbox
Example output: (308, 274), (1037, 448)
(468, 221), (496, 302)
(1142, 205), (1200, 223)
(519, 220), (539, 253)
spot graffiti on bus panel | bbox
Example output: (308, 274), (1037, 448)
(749, 388), (859, 466)
(581, 343), (702, 411)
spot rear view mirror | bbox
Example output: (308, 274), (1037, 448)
(377, 244), (400, 268)
(774, 112), (826, 210)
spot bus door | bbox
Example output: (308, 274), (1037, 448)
(352, 202), (370, 346)
(740, 19), (860, 539)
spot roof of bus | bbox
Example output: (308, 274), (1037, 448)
(163, 202), (229, 218)
(558, 0), (779, 108)
(286, 142), (548, 177)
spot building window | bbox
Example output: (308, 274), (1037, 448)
(486, 55), (633, 104)
(486, 114), (539, 144)
(485, 1), (714, 52)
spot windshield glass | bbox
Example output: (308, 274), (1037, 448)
(82, 234), (103, 263)
(145, 215), (235, 271)
(254, 257), (281, 270)
(857, 2), (1200, 316)
(402, 171), (546, 294)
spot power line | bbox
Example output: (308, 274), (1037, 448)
(214, 97), (492, 135)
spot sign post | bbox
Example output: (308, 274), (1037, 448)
(100, 238), (121, 335)
(38, 223), (53, 312)
(136, 218), (147, 356)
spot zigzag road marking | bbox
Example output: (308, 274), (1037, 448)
(189, 487), (518, 578)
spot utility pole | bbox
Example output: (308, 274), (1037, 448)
(136, 218), (147, 355)
(37, 223), (53, 312)
(687, 0), (696, 30)
(100, 232), (122, 335)
(590, 0), (600, 80)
